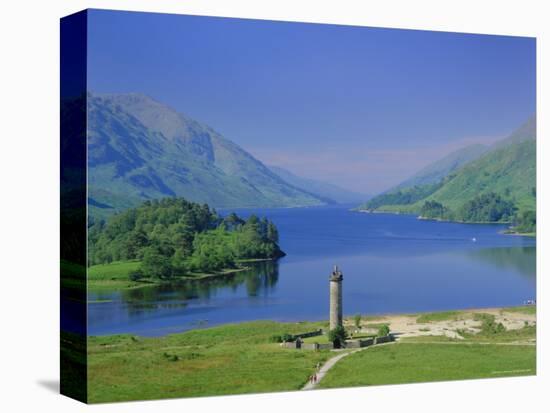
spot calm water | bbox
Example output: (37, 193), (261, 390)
(86, 205), (536, 336)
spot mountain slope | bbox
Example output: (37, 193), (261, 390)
(358, 115), (536, 225)
(269, 165), (369, 204)
(86, 93), (325, 218)
(424, 140), (535, 212)
(393, 143), (489, 190)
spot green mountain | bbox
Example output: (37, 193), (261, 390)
(358, 116), (536, 229)
(268, 165), (369, 204)
(86, 93), (325, 219)
(393, 143), (489, 190)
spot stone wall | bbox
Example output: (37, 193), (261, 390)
(345, 337), (374, 348)
(374, 334), (394, 344)
(294, 329), (323, 339)
(301, 342), (335, 351)
(281, 334), (394, 350)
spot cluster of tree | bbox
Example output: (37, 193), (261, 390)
(361, 181), (444, 210)
(455, 193), (516, 223)
(420, 200), (449, 219)
(420, 193), (517, 224)
(88, 198), (284, 279)
(513, 209), (536, 234)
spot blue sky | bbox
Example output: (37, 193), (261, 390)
(88, 9), (535, 194)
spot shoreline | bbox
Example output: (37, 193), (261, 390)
(357, 208), (536, 236)
(87, 258), (278, 291)
(88, 305), (536, 338)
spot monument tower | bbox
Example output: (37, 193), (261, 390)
(329, 265), (343, 330)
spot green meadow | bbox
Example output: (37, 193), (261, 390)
(87, 321), (331, 403)
(319, 341), (535, 389)
(86, 308), (536, 402)
(87, 260), (143, 289)
(319, 324), (536, 389)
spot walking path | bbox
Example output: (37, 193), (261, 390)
(302, 349), (362, 390)
(302, 342), (396, 390)
(301, 337), (534, 391)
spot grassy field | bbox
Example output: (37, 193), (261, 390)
(302, 334), (331, 344)
(87, 260), (143, 289)
(86, 306), (536, 402)
(501, 305), (536, 315)
(319, 324), (536, 389)
(319, 341), (535, 389)
(88, 321), (331, 403)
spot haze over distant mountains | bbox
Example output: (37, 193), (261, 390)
(85, 93), (355, 218)
(268, 165), (369, 204)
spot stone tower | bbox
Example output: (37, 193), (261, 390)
(329, 265), (343, 330)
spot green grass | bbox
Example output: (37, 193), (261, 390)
(463, 325), (536, 343)
(88, 321), (331, 403)
(88, 260), (141, 280)
(364, 322), (390, 330)
(416, 310), (463, 323)
(501, 306), (536, 315)
(87, 260), (144, 290)
(319, 342), (535, 389)
(301, 334), (331, 344)
(348, 333), (376, 340)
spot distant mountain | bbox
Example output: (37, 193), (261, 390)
(85, 93), (326, 218)
(268, 165), (369, 204)
(393, 143), (489, 191)
(358, 115), (536, 227)
(491, 115), (536, 149)
(423, 117), (535, 212)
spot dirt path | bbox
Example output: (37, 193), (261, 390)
(302, 349), (363, 390)
(302, 342), (396, 390)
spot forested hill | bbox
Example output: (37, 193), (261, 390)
(357, 116), (536, 233)
(88, 198), (284, 279)
(85, 93), (325, 220)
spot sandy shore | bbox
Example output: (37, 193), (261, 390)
(344, 307), (536, 341)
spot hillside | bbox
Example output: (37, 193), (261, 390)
(85, 93), (325, 219)
(421, 139), (535, 212)
(393, 143), (488, 190)
(358, 116), (536, 230)
(269, 165), (369, 204)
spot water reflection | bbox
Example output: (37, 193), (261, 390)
(468, 247), (536, 279)
(89, 261), (280, 314)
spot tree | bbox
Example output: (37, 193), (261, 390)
(171, 248), (190, 275)
(328, 325), (348, 348)
(353, 314), (362, 330)
(267, 221), (279, 244)
(377, 324), (390, 337)
(125, 229), (148, 259)
(514, 209), (536, 233)
(141, 247), (173, 279)
(420, 200), (448, 219)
